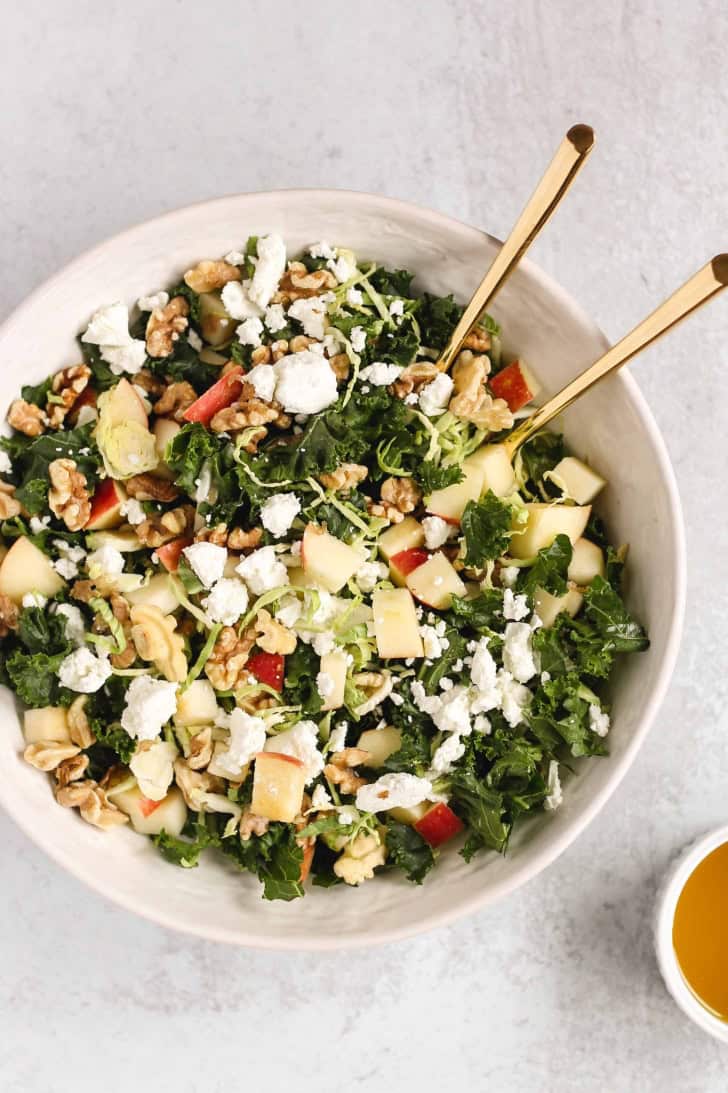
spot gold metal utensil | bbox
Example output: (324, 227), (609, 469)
(503, 254), (728, 457)
(437, 124), (595, 373)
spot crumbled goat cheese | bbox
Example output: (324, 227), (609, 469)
(419, 624), (448, 659)
(58, 648), (112, 694)
(358, 361), (402, 386)
(312, 631), (336, 656)
(87, 545), (125, 579)
(419, 373), (454, 417)
(273, 350), (338, 414)
(224, 250), (247, 266)
(203, 577), (249, 625)
(544, 760), (563, 811)
(0, 451), (12, 475)
(275, 594), (302, 629)
(288, 296), (328, 340)
(473, 714), (492, 734)
(236, 316), (264, 348)
(589, 703), (611, 737)
(193, 463), (213, 504)
(309, 241), (336, 260)
(29, 515), (50, 534)
(346, 287), (363, 306)
(355, 560), (388, 593)
(404, 392), (418, 406)
(264, 303), (287, 333)
(221, 281), (263, 320)
(328, 722), (348, 752)
(316, 672), (335, 700)
(81, 302), (146, 376)
(422, 515), (450, 550)
(356, 772), (433, 813)
(469, 636), (531, 727)
(53, 557), (80, 580)
(120, 675), (179, 741)
(22, 592), (47, 608)
(248, 234), (287, 309)
(328, 252), (357, 284)
(502, 621), (538, 683)
(129, 740), (177, 801)
(260, 493), (301, 538)
(323, 332), (343, 356)
(430, 733), (466, 775)
(497, 672), (532, 727)
(349, 326), (367, 353)
(264, 720), (324, 783)
(55, 603), (86, 647)
(503, 587), (530, 621)
(215, 709), (267, 777)
(500, 565), (520, 588)
(137, 291), (169, 312)
(540, 671), (551, 684)
(245, 363), (277, 403)
(389, 299), (404, 318)
(310, 784), (334, 810)
(187, 329), (203, 352)
(236, 545), (288, 595)
(183, 542), (228, 589)
(121, 498), (146, 525)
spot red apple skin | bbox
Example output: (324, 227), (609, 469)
(68, 385), (97, 424)
(489, 361), (535, 412)
(183, 367), (245, 425)
(247, 651), (285, 692)
(85, 478), (127, 530)
(156, 536), (194, 572)
(256, 751), (305, 769)
(390, 548), (430, 583)
(139, 796), (163, 818)
(413, 802), (464, 848)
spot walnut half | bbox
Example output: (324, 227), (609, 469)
(48, 459), (91, 531)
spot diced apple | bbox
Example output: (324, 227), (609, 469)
(85, 478), (128, 530)
(183, 367), (244, 425)
(23, 706), (71, 744)
(156, 536), (194, 572)
(489, 359), (541, 411)
(414, 802), (464, 847)
(552, 456), (606, 505)
(425, 462), (485, 524)
(568, 538), (605, 586)
(0, 544), (6, 566)
(509, 503), (591, 560)
(533, 586), (584, 628)
(464, 443), (516, 497)
(377, 516), (425, 561)
(98, 377), (148, 429)
(112, 784), (187, 836)
(286, 566), (307, 588)
(0, 536), (66, 604)
(357, 726), (402, 769)
(389, 547), (429, 587)
(126, 573), (180, 615)
(406, 551), (466, 611)
(301, 524), (363, 593)
(199, 291), (237, 347)
(251, 752), (306, 823)
(247, 651), (285, 692)
(371, 588), (424, 659)
(318, 649), (348, 711)
(199, 347), (229, 366)
(174, 679), (218, 727)
(389, 801), (430, 825)
(86, 528), (142, 553)
(153, 418), (182, 478)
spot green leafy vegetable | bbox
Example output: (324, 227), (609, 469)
(461, 491), (513, 566)
(6, 650), (67, 707)
(450, 768), (510, 857)
(522, 534), (573, 596)
(368, 267), (415, 296)
(583, 576), (649, 653)
(418, 293), (462, 350)
(418, 460), (464, 494)
(221, 822), (305, 902)
(386, 820), (435, 884)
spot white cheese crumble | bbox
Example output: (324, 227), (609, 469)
(264, 303), (287, 333)
(328, 722), (348, 752)
(356, 772), (432, 813)
(309, 241), (336, 260)
(182, 542), (228, 589)
(137, 291), (169, 312)
(0, 451), (12, 475)
(544, 760), (563, 811)
(236, 545), (288, 595)
(418, 373), (454, 417)
(236, 316), (264, 348)
(503, 587), (530, 621)
(260, 492), (301, 538)
(389, 299), (404, 318)
(87, 545), (125, 579)
(273, 350), (338, 414)
(58, 647), (112, 693)
(349, 326), (367, 353)
(422, 515), (450, 550)
(29, 515), (50, 534)
(288, 296), (329, 340)
(81, 302), (146, 376)
(316, 671), (335, 701)
(358, 361), (402, 386)
(221, 281), (263, 320)
(502, 621), (538, 683)
(355, 560), (388, 593)
(203, 577), (249, 625)
(309, 784), (334, 811)
(188, 329), (203, 352)
(120, 498), (146, 525)
(248, 234), (286, 309)
(224, 250), (247, 266)
(430, 733), (466, 775)
(214, 709), (267, 777)
(129, 740), (177, 801)
(589, 703), (611, 737)
(264, 720), (324, 783)
(328, 252), (357, 284)
(419, 624), (449, 659)
(346, 287), (363, 307)
(120, 675), (179, 741)
(500, 565), (520, 588)
(22, 592), (47, 608)
(55, 603), (86, 647)
(275, 594), (302, 629)
(245, 363), (276, 403)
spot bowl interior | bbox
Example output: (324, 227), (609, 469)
(0, 191), (684, 948)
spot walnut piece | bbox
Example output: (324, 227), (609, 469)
(204, 624), (257, 691)
(132, 369), (166, 397)
(449, 350), (513, 432)
(48, 458), (91, 531)
(210, 381), (287, 434)
(239, 808), (270, 840)
(324, 747), (371, 795)
(319, 463), (368, 493)
(184, 259), (241, 294)
(334, 833), (386, 886)
(288, 334), (319, 353)
(254, 608), (296, 655)
(0, 483), (22, 520)
(46, 364), (92, 428)
(187, 727), (213, 771)
(173, 758), (224, 810)
(94, 593), (136, 670)
(462, 326), (492, 352)
(124, 473), (179, 502)
(145, 296), (189, 358)
(56, 779), (129, 830)
(7, 398), (46, 436)
(0, 593), (19, 638)
(392, 361), (440, 399)
(273, 262), (337, 303)
(55, 753), (90, 787)
(380, 476), (422, 514)
(24, 741), (81, 772)
(366, 499), (404, 525)
(328, 353), (350, 381)
(135, 503), (194, 548)
(130, 603), (188, 682)
(153, 380), (197, 421)
(67, 695), (96, 748)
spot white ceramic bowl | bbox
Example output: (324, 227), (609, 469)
(0, 191), (685, 949)
(655, 826), (728, 1041)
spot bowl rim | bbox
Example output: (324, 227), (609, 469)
(654, 825), (728, 1041)
(0, 188), (687, 949)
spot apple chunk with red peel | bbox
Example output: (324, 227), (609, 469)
(0, 536), (66, 604)
(425, 462), (485, 524)
(377, 516), (425, 561)
(489, 359), (541, 411)
(247, 651), (285, 692)
(111, 784), (187, 836)
(406, 551), (466, 611)
(552, 456), (606, 505)
(301, 524), (363, 593)
(509, 503), (591, 560)
(389, 547), (429, 587)
(414, 802), (464, 847)
(85, 478), (128, 531)
(251, 752), (307, 823)
(371, 588), (424, 659)
(183, 367), (244, 426)
(156, 536), (194, 572)
(464, 443), (516, 497)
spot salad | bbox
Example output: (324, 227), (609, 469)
(0, 234), (648, 901)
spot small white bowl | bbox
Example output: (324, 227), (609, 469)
(655, 826), (728, 1041)
(0, 191), (686, 948)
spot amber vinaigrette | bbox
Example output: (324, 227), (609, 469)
(672, 842), (728, 1020)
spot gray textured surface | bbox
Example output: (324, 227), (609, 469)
(1, 1), (727, 1090)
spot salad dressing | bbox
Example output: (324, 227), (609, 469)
(672, 841), (728, 1021)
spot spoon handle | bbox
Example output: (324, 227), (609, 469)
(504, 255), (728, 457)
(437, 124), (595, 373)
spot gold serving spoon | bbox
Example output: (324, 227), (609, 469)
(502, 254), (728, 458)
(437, 123), (595, 373)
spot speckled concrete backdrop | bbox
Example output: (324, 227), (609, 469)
(1, 2), (727, 1090)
